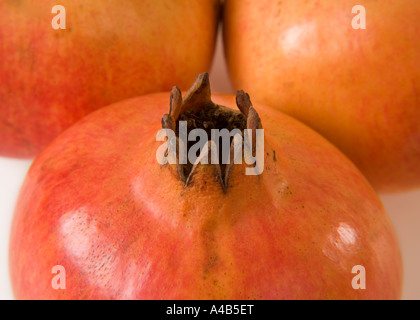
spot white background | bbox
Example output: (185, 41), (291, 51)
(0, 29), (419, 300)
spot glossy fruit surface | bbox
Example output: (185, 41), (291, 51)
(10, 75), (402, 299)
(0, 0), (219, 157)
(224, 0), (420, 192)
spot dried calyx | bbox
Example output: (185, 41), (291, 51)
(161, 73), (262, 192)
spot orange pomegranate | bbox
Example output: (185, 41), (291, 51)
(223, 0), (420, 192)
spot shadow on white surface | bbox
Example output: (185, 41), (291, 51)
(0, 157), (33, 300)
(381, 191), (420, 300)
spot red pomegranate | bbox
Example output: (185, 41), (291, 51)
(0, 0), (219, 157)
(10, 74), (402, 299)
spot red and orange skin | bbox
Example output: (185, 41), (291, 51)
(10, 93), (402, 299)
(0, 0), (219, 157)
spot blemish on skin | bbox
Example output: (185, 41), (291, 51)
(201, 219), (219, 274)
(283, 185), (293, 196)
(206, 256), (218, 272)
(273, 150), (277, 162)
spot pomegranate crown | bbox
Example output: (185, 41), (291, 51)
(161, 73), (262, 192)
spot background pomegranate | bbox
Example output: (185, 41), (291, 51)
(223, 0), (420, 193)
(0, 0), (219, 158)
(9, 74), (402, 299)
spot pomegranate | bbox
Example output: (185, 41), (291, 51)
(223, 0), (420, 192)
(0, 0), (219, 158)
(10, 74), (402, 299)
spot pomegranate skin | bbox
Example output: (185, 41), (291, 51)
(0, 0), (219, 158)
(223, 0), (420, 193)
(10, 92), (402, 299)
